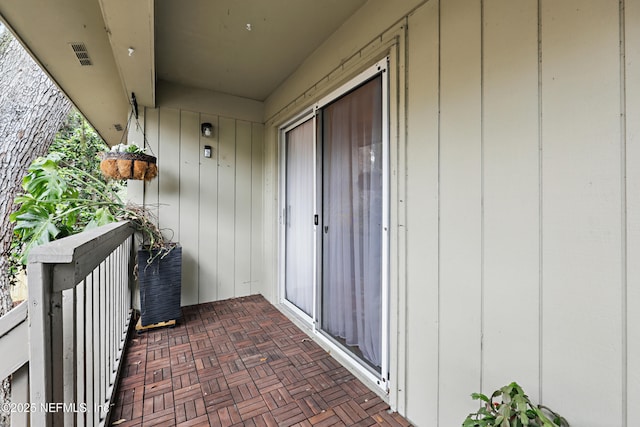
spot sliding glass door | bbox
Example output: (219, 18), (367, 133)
(284, 118), (315, 317)
(320, 75), (384, 371)
(282, 59), (388, 380)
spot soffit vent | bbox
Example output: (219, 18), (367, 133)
(69, 42), (92, 66)
(113, 124), (123, 131)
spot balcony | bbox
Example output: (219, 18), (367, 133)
(111, 295), (410, 427)
(0, 222), (410, 426)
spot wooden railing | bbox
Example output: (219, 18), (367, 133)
(0, 221), (135, 426)
(0, 300), (29, 426)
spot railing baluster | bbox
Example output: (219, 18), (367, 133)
(107, 255), (112, 407)
(0, 302), (29, 427)
(99, 263), (106, 413)
(92, 268), (101, 427)
(105, 254), (111, 403)
(27, 262), (53, 426)
(120, 243), (126, 351)
(110, 251), (116, 385)
(62, 288), (76, 426)
(116, 246), (123, 370)
(50, 287), (64, 426)
(11, 364), (30, 427)
(76, 279), (86, 427)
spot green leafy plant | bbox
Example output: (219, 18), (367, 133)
(110, 142), (146, 154)
(10, 153), (168, 265)
(51, 111), (119, 179)
(463, 382), (569, 427)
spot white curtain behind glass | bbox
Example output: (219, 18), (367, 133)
(285, 119), (315, 316)
(322, 76), (383, 368)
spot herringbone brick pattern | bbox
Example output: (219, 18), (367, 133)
(110, 295), (411, 427)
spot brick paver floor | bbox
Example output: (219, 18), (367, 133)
(110, 295), (412, 426)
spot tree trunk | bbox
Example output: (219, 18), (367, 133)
(0, 24), (72, 427)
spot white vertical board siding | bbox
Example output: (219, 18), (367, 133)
(401, 0), (632, 425)
(405, 2), (440, 426)
(438, 0), (483, 423)
(199, 114), (220, 303)
(127, 109), (145, 205)
(127, 111), (147, 311)
(217, 117), (237, 300)
(144, 108), (160, 225)
(260, 127), (278, 303)
(144, 107), (263, 305)
(256, 0), (635, 423)
(179, 110), (200, 305)
(235, 121), (253, 297)
(626, 0), (640, 418)
(251, 123), (264, 295)
(158, 108), (181, 243)
(482, 0), (540, 396)
(541, 0), (623, 422)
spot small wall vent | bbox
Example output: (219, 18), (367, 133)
(69, 43), (92, 66)
(113, 124), (123, 132)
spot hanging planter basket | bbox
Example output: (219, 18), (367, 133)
(100, 152), (158, 181)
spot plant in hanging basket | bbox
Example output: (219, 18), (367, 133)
(100, 143), (157, 181)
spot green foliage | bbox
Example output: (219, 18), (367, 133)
(463, 382), (569, 427)
(9, 110), (167, 275)
(10, 153), (124, 263)
(110, 143), (146, 154)
(49, 110), (124, 199)
(53, 112), (103, 168)
(10, 110), (123, 264)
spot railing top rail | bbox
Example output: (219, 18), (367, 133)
(0, 300), (29, 382)
(28, 221), (134, 292)
(29, 221), (133, 264)
(0, 300), (27, 338)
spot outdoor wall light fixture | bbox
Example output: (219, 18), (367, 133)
(201, 123), (213, 137)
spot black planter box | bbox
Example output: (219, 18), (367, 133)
(138, 246), (182, 326)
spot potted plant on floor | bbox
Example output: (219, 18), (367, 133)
(136, 236), (182, 328)
(463, 382), (569, 427)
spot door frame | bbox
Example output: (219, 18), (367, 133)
(279, 111), (317, 323)
(278, 57), (390, 391)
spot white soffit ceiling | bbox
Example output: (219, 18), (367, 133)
(155, 0), (367, 102)
(0, 0), (130, 146)
(0, 0), (367, 146)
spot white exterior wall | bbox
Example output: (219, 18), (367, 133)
(626, 0), (640, 419)
(408, 0), (638, 425)
(264, 0), (640, 425)
(129, 88), (264, 306)
(128, 1), (640, 424)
